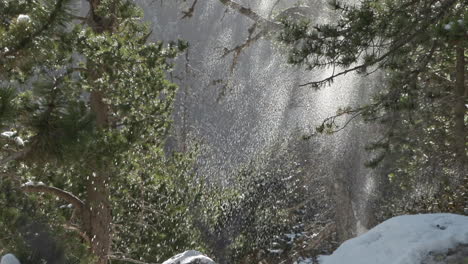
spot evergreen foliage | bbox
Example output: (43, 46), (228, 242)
(193, 152), (307, 263)
(1, 0), (198, 263)
(280, 0), (467, 204)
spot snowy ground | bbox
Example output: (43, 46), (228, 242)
(318, 214), (468, 264)
(2, 214), (467, 264)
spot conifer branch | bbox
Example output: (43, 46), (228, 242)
(22, 184), (85, 213)
(300, 0), (458, 88)
(2, 0), (67, 58)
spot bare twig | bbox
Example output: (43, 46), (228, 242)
(181, 0), (198, 19)
(222, 22), (265, 73)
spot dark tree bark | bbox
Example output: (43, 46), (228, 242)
(83, 2), (115, 263)
(454, 42), (467, 182)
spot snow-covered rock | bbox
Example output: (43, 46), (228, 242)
(162, 250), (216, 264)
(422, 243), (468, 264)
(1, 254), (21, 264)
(319, 214), (468, 264)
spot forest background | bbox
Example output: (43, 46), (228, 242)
(0, 0), (466, 263)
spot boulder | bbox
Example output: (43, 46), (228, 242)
(162, 250), (216, 264)
(318, 214), (468, 264)
(0, 254), (20, 264)
(421, 243), (468, 264)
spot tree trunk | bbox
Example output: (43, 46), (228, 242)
(81, 1), (115, 263)
(82, 170), (112, 264)
(332, 176), (356, 242)
(454, 42), (466, 182)
(84, 91), (112, 264)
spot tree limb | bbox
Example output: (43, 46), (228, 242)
(222, 22), (265, 73)
(300, 0), (458, 88)
(63, 224), (91, 245)
(1, 0), (66, 58)
(181, 0), (198, 19)
(22, 184), (85, 213)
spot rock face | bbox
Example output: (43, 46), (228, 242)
(0, 254), (21, 264)
(162, 250), (216, 264)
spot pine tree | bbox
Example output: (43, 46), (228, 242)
(281, 0), (466, 204)
(1, 1), (199, 263)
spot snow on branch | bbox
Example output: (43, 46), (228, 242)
(1, 0), (67, 58)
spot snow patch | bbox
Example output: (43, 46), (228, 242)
(14, 137), (24, 146)
(1, 254), (21, 264)
(22, 180), (34, 187)
(1, 131), (15, 138)
(16, 14), (30, 24)
(1, 131), (25, 146)
(318, 214), (468, 264)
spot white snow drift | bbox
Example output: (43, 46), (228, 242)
(319, 213), (468, 264)
(0, 254), (20, 264)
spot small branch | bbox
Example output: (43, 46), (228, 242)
(107, 255), (158, 264)
(222, 23), (265, 73)
(181, 0), (198, 19)
(63, 224), (91, 245)
(300, 63), (367, 87)
(72, 67), (88, 72)
(22, 184), (85, 213)
(138, 30), (153, 44)
(300, 0), (457, 88)
(70, 14), (88, 21)
(1, 0), (66, 58)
